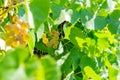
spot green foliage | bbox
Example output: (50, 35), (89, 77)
(29, 0), (50, 31)
(0, 0), (120, 80)
(84, 66), (101, 80)
(0, 48), (61, 80)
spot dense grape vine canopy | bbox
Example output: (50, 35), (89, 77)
(0, 0), (120, 80)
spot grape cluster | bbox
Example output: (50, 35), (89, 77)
(4, 16), (29, 47)
(42, 29), (60, 49)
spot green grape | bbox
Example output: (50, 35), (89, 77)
(53, 44), (58, 49)
(53, 41), (59, 45)
(52, 36), (59, 40)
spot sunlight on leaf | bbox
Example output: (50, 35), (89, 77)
(84, 66), (102, 80)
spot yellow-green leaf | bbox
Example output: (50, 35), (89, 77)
(84, 66), (101, 80)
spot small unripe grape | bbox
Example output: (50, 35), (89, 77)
(53, 41), (59, 45)
(49, 39), (54, 44)
(48, 32), (52, 37)
(54, 31), (60, 36)
(51, 30), (57, 35)
(53, 44), (57, 49)
(52, 36), (59, 40)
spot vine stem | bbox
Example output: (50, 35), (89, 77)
(0, 25), (6, 33)
(0, 1), (30, 17)
(74, 71), (82, 75)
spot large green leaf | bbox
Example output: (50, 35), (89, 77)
(29, 0), (50, 31)
(51, 3), (64, 21)
(36, 23), (44, 42)
(80, 55), (96, 70)
(70, 48), (81, 70)
(41, 56), (61, 80)
(105, 59), (118, 80)
(1, 67), (28, 80)
(64, 26), (85, 47)
(84, 66), (102, 80)
(0, 0), (3, 6)
(97, 38), (109, 50)
(80, 8), (94, 24)
(61, 48), (82, 73)
(61, 52), (73, 74)
(52, 3), (80, 24)
(35, 39), (48, 53)
(108, 10), (120, 34)
(94, 16), (107, 30)
(28, 31), (35, 56)
(80, 8), (108, 30)
(0, 47), (29, 80)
